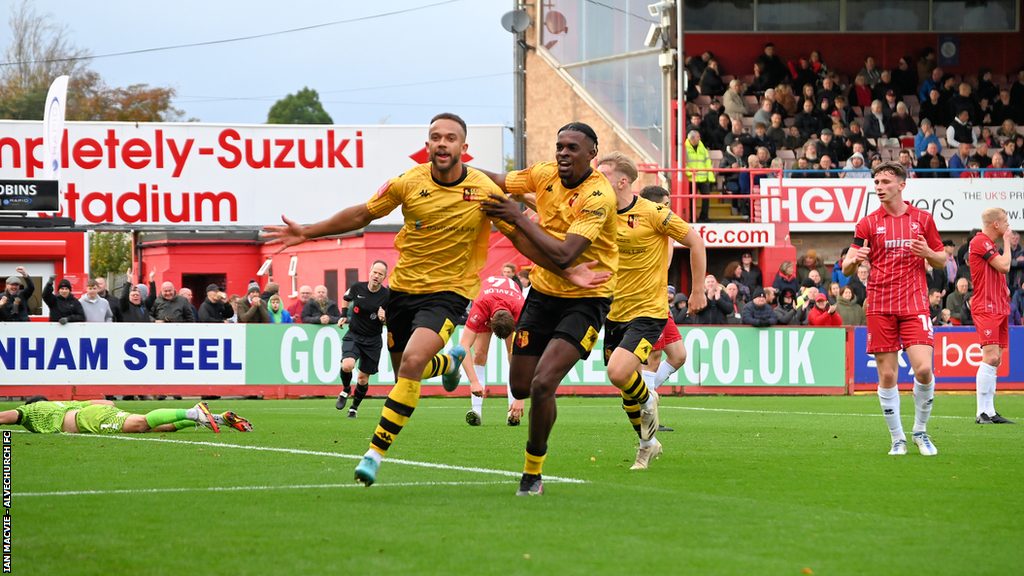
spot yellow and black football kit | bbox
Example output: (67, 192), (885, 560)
(505, 161), (618, 358)
(608, 195), (691, 322)
(363, 162), (512, 459)
(366, 163), (513, 352)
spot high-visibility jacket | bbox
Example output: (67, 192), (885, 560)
(685, 139), (713, 182)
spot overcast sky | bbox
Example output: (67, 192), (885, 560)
(5, 0), (515, 138)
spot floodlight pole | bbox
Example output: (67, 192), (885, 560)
(513, 0), (527, 170)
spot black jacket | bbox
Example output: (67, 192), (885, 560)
(42, 282), (85, 322)
(119, 282), (152, 323)
(0, 276), (35, 321)
(198, 299), (229, 323)
(302, 299), (343, 325)
(98, 290), (123, 322)
(694, 291), (733, 325)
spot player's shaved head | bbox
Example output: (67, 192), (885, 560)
(490, 309), (516, 340)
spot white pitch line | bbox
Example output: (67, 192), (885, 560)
(660, 406), (971, 419)
(63, 433), (587, 483)
(17, 479), (578, 498)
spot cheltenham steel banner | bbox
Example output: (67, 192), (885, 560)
(759, 177), (1024, 231)
(0, 120), (505, 228)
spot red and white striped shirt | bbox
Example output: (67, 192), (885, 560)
(853, 202), (944, 316)
(969, 232), (1010, 316)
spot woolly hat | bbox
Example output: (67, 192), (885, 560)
(752, 287), (766, 299)
(801, 277), (817, 288)
(247, 282), (260, 295)
(136, 284), (148, 300)
(58, 279), (72, 290)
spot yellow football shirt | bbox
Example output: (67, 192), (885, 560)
(505, 161), (618, 299)
(365, 163), (513, 300)
(607, 196), (691, 321)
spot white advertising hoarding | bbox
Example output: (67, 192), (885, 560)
(0, 120), (505, 228)
(759, 177), (1024, 231)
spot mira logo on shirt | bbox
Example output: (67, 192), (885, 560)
(884, 238), (914, 249)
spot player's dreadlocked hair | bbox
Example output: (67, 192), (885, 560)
(558, 122), (599, 150)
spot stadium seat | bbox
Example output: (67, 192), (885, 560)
(745, 95), (759, 109)
(904, 95), (919, 107)
(940, 149), (957, 160)
(722, 74), (735, 84)
(784, 117), (796, 127)
(695, 95), (711, 106)
(742, 75), (755, 85)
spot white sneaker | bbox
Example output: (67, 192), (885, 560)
(888, 438), (907, 455)
(639, 390), (660, 442)
(630, 439), (663, 470)
(912, 432), (937, 456)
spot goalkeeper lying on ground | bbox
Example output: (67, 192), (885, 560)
(0, 397), (252, 434)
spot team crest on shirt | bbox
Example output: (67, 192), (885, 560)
(627, 214), (640, 228)
(985, 329), (992, 337)
(516, 330), (529, 348)
(910, 222), (921, 234)
(568, 192), (580, 207)
(462, 188), (476, 201)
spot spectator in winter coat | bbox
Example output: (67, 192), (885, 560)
(796, 250), (830, 290)
(739, 251), (763, 294)
(237, 283), (271, 324)
(302, 285), (343, 325)
(694, 275), (733, 325)
(836, 286), (866, 326)
(147, 272), (194, 322)
(773, 288), (800, 326)
(0, 267), (34, 321)
(671, 293), (692, 325)
(773, 261), (800, 294)
(742, 288), (776, 327)
(288, 285), (313, 324)
(43, 278), (85, 324)
(119, 281), (152, 323)
(807, 293), (842, 326)
(268, 294), (293, 324)
(198, 284), (231, 323)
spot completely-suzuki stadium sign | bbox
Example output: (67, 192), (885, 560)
(759, 177), (1024, 231)
(0, 120), (504, 227)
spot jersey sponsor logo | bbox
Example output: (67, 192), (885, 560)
(884, 238), (914, 249)
(580, 207), (607, 219)
(627, 214), (639, 228)
(376, 180), (391, 198)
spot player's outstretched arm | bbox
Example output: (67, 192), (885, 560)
(678, 228), (709, 314)
(483, 194), (590, 268)
(501, 227), (608, 289)
(263, 204), (375, 251)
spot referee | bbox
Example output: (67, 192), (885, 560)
(336, 260), (390, 418)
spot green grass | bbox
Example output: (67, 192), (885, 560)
(7, 394), (1023, 576)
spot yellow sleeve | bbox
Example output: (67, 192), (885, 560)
(653, 206), (691, 244)
(505, 162), (548, 196)
(566, 190), (611, 241)
(365, 175), (406, 218)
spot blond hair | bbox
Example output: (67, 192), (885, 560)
(596, 151), (638, 184)
(982, 207), (1007, 224)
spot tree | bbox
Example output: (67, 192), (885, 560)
(89, 231), (132, 280)
(0, 1), (183, 122)
(267, 87), (333, 124)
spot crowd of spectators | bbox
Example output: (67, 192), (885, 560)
(683, 45), (1024, 194)
(0, 269), (337, 326)
(666, 236), (1024, 328)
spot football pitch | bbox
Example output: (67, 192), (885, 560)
(7, 394), (1022, 576)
